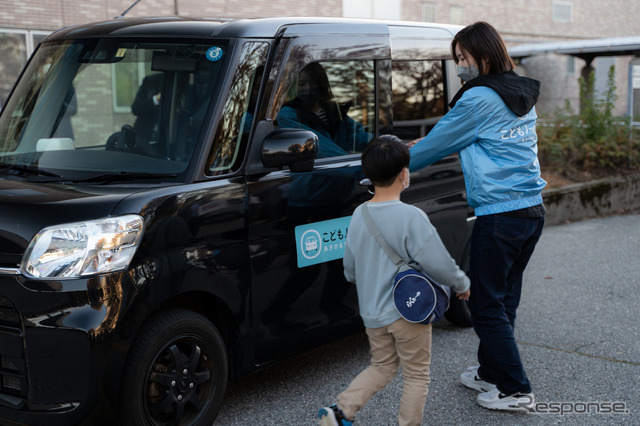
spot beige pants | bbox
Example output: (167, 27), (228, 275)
(337, 319), (432, 426)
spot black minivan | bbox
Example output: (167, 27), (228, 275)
(0, 16), (473, 425)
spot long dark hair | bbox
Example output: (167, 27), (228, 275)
(299, 62), (334, 102)
(451, 21), (515, 75)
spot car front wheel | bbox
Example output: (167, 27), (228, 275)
(118, 309), (228, 426)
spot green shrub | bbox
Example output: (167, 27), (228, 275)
(538, 65), (640, 178)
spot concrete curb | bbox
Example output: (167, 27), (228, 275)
(542, 173), (640, 226)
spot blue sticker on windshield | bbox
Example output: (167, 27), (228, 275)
(205, 46), (224, 62)
(295, 216), (351, 268)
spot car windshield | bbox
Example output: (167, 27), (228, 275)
(0, 38), (227, 182)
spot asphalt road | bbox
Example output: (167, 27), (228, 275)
(84, 212), (639, 425)
(215, 211), (640, 425)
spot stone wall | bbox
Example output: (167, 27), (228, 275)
(543, 173), (640, 226)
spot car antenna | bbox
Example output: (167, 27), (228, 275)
(115, 0), (142, 18)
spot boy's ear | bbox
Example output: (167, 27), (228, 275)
(396, 168), (409, 187)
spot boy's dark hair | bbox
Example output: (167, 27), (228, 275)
(361, 135), (409, 187)
(451, 21), (515, 75)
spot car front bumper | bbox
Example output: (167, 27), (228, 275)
(0, 271), (136, 426)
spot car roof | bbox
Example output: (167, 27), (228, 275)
(45, 16), (461, 41)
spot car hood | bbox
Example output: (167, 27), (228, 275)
(0, 180), (146, 254)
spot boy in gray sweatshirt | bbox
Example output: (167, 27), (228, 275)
(318, 135), (470, 426)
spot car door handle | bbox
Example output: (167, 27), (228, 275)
(359, 178), (374, 194)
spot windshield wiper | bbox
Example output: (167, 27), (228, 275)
(0, 162), (62, 178)
(72, 172), (178, 184)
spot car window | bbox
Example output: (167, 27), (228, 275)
(391, 60), (446, 141)
(0, 39), (228, 179)
(275, 60), (375, 159)
(205, 42), (269, 175)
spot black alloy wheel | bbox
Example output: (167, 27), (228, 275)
(118, 309), (228, 426)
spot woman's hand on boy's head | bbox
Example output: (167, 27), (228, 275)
(456, 290), (470, 301)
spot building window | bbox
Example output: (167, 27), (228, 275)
(593, 57), (615, 102)
(567, 56), (576, 76)
(31, 31), (50, 49)
(342, 0), (401, 20)
(450, 5), (464, 25)
(421, 3), (437, 22)
(0, 29), (51, 107)
(552, 1), (572, 22)
(0, 31), (27, 106)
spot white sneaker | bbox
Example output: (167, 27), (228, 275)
(460, 366), (497, 392)
(476, 387), (534, 412)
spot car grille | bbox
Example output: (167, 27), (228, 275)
(0, 235), (23, 269)
(0, 295), (27, 407)
(0, 233), (28, 407)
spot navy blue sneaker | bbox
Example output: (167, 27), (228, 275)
(318, 404), (353, 426)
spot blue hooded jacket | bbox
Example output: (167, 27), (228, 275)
(409, 71), (546, 216)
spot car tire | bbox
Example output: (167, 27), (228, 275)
(117, 309), (228, 426)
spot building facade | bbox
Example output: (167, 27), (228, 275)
(1, 0), (639, 117)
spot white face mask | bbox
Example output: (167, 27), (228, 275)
(456, 64), (480, 82)
(402, 170), (410, 191)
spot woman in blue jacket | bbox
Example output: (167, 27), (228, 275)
(409, 21), (546, 412)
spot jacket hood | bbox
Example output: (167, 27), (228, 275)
(449, 71), (541, 117)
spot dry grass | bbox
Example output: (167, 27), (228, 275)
(542, 171), (576, 189)
(541, 168), (639, 189)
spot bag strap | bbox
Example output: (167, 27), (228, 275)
(361, 202), (407, 269)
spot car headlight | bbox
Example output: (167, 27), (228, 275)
(21, 215), (145, 279)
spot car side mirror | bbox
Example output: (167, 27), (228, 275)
(261, 129), (319, 173)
